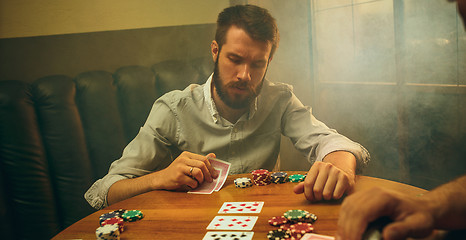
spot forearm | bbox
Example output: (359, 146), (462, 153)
(423, 175), (466, 229)
(107, 172), (162, 206)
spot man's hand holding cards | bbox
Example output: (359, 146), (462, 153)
(188, 157), (231, 194)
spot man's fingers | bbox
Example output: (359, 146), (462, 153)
(184, 159), (211, 183)
(333, 175), (348, 199)
(293, 182), (305, 194)
(383, 214), (434, 240)
(206, 153), (219, 179)
(182, 175), (199, 190)
(312, 168), (330, 201)
(322, 173), (338, 200)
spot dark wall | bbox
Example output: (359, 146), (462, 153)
(0, 24), (216, 82)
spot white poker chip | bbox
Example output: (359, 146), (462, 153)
(234, 177), (253, 188)
(96, 224), (120, 240)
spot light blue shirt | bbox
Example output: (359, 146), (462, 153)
(85, 75), (370, 209)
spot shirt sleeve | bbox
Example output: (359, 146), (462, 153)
(280, 90), (370, 173)
(84, 98), (179, 209)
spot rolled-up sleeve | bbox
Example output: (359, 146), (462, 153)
(84, 97), (179, 209)
(281, 91), (370, 172)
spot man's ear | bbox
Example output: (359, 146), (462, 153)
(211, 40), (219, 62)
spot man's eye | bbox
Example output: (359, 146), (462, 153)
(252, 63), (266, 69)
(229, 58), (241, 64)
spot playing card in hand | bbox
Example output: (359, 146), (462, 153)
(188, 157), (230, 194)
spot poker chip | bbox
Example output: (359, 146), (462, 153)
(234, 177), (253, 188)
(268, 216), (288, 226)
(99, 212), (121, 224)
(267, 229), (290, 240)
(284, 209), (311, 222)
(96, 224), (120, 240)
(290, 222), (314, 235)
(288, 174), (306, 183)
(271, 172), (288, 184)
(251, 169), (271, 186)
(308, 213), (318, 223)
(121, 210), (144, 222)
(101, 217), (124, 233)
(279, 223), (293, 231)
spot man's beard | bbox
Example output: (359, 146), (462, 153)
(212, 59), (265, 110)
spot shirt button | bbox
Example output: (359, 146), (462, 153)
(233, 128), (238, 133)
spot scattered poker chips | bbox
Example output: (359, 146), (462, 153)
(271, 172), (288, 184)
(96, 224), (120, 240)
(288, 174), (306, 183)
(122, 210), (144, 222)
(284, 209), (311, 222)
(267, 228), (291, 240)
(234, 177), (253, 188)
(268, 216), (289, 226)
(251, 169), (271, 186)
(101, 217), (124, 233)
(267, 210), (318, 240)
(96, 209), (143, 239)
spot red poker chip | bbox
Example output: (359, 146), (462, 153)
(101, 217), (124, 233)
(268, 216), (288, 226)
(279, 223), (293, 231)
(251, 169), (269, 175)
(289, 222), (314, 234)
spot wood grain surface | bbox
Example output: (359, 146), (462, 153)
(52, 172), (428, 239)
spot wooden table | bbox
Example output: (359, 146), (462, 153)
(52, 172), (429, 239)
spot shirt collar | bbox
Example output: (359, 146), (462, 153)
(203, 74), (258, 124)
(203, 74), (220, 123)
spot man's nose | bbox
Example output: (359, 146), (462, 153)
(237, 64), (251, 82)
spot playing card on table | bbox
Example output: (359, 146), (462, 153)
(206, 216), (258, 231)
(202, 231), (253, 240)
(301, 233), (335, 240)
(218, 201), (264, 214)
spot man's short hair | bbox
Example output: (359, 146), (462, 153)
(215, 4), (280, 59)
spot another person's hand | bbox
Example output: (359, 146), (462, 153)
(155, 151), (219, 191)
(293, 151), (356, 201)
(336, 187), (435, 240)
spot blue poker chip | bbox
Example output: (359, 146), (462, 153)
(271, 172), (288, 184)
(99, 212), (120, 224)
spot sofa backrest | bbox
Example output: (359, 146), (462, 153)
(0, 57), (213, 239)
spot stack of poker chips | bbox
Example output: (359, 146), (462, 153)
(96, 224), (120, 240)
(96, 209), (144, 239)
(101, 217), (124, 233)
(268, 209), (318, 240)
(288, 174), (306, 183)
(271, 172), (288, 184)
(283, 209), (311, 222)
(266, 228), (290, 240)
(289, 222), (314, 239)
(121, 210), (144, 222)
(251, 169), (271, 186)
(234, 177), (253, 188)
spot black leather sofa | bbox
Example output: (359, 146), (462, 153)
(0, 57), (213, 239)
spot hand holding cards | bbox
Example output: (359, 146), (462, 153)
(188, 157), (231, 194)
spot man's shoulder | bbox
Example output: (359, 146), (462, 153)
(262, 80), (294, 97)
(158, 83), (205, 106)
